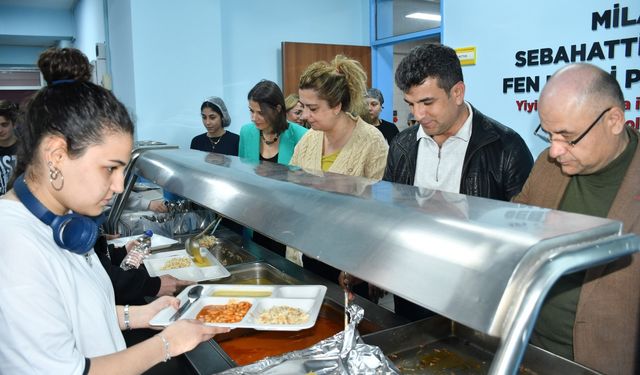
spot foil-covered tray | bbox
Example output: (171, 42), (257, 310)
(216, 304), (399, 375)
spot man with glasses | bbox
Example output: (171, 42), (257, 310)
(384, 43), (534, 320)
(513, 63), (639, 375)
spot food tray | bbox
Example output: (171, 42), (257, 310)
(107, 233), (178, 250)
(143, 249), (230, 282)
(150, 284), (327, 331)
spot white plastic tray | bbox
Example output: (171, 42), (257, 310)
(150, 284), (327, 331)
(143, 249), (230, 282)
(107, 233), (178, 251)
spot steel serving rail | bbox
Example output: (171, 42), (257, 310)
(132, 149), (639, 374)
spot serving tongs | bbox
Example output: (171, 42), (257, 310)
(185, 215), (222, 265)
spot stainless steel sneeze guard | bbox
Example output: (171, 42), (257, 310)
(105, 142), (178, 233)
(133, 149), (640, 375)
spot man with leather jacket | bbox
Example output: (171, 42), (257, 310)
(385, 43), (534, 320)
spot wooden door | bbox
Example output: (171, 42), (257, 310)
(281, 42), (371, 97)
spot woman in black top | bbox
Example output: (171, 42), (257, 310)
(0, 100), (19, 196)
(365, 88), (399, 145)
(190, 96), (239, 156)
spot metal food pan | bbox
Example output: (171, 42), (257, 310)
(213, 261), (301, 286)
(363, 315), (600, 374)
(155, 237), (257, 268)
(206, 238), (257, 267)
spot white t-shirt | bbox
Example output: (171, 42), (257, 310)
(0, 199), (126, 375)
(414, 102), (473, 193)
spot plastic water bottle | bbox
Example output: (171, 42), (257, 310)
(120, 230), (153, 270)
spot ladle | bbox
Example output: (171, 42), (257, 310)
(185, 215), (222, 264)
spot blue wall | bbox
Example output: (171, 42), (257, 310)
(105, 0), (369, 150)
(0, 5), (75, 67)
(74, 0), (106, 62)
(443, 0), (640, 158)
(219, 0), (369, 138)
(0, 5), (73, 38)
(1, 0), (369, 150)
(106, 0), (136, 116)
(124, 0), (225, 147)
(0, 46), (43, 67)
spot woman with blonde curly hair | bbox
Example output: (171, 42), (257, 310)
(289, 55), (388, 301)
(290, 55), (388, 179)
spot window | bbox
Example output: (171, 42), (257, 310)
(375, 0), (441, 40)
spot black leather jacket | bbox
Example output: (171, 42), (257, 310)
(384, 104), (533, 201)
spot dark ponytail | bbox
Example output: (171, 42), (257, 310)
(11, 47), (134, 187)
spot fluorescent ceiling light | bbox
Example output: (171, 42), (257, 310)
(406, 12), (441, 21)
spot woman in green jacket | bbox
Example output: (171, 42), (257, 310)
(238, 80), (307, 165)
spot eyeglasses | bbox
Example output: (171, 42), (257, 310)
(534, 107), (612, 147)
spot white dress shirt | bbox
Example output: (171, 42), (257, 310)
(414, 102), (473, 193)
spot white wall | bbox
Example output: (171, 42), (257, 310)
(108, 0), (369, 150)
(443, 0), (640, 158)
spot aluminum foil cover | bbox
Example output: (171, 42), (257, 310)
(216, 304), (400, 374)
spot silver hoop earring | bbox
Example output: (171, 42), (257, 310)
(48, 161), (64, 191)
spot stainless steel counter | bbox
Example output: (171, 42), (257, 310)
(183, 229), (406, 375)
(127, 149), (639, 374)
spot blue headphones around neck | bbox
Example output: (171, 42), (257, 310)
(13, 174), (105, 255)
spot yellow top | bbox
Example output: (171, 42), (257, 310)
(321, 150), (340, 171)
(290, 115), (389, 180)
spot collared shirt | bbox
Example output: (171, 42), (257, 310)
(414, 102), (473, 193)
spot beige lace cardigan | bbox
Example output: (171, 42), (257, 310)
(289, 116), (389, 180)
